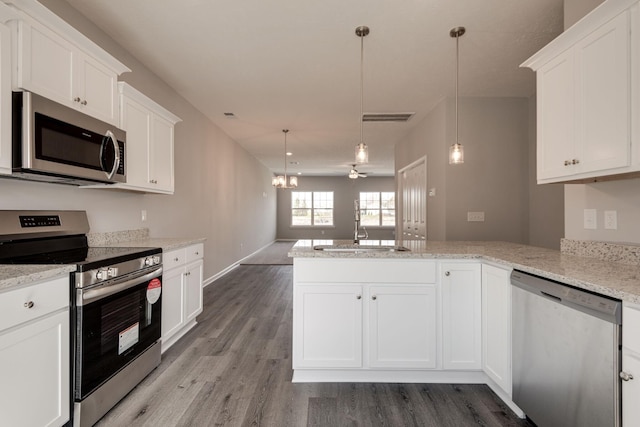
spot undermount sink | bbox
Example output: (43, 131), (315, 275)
(313, 245), (410, 253)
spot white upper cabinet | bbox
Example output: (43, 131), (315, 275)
(523, 0), (639, 184)
(117, 83), (181, 194)
(8, 0), (130, 126)
(0, 3), (16, 175)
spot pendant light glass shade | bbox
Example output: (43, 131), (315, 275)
(272, 129), (298, 189)
(355, 26), (369, 164)
(355, 142), (368, 164)
(449, 26), (465, 165)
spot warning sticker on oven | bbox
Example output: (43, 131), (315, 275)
(118, 322), (139, 355)
(147, 278), (162, 304)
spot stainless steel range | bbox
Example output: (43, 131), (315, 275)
(0, 210), (163, 427)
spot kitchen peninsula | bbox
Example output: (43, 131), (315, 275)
(289, 239), (640, 421)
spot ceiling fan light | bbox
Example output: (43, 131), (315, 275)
(349, 169), (359, 179)
(355, 142), (368, 164)
(449, 142), (464, 164)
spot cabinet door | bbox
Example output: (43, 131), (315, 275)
(368, 285), (437, 369)
(293, 284), (362, 368)
(184, 260), (203, 324)
(149, 114), (175, 193)
(75, 52), (118, 125)
(575, 11), (630, 174)
(622, 350), (640, 427)
(536, 50), (576, 181)
(17, 20), (75, 105)
(0, 310), (69, 427)
(441, 262), (482, 370)
(482, 264), (512, 395)
(161, 267), (185, 344)
(120, 95), (152, 188)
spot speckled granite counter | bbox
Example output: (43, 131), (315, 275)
(0, 228), (205, 294)
(92, 237), (206, 252)
(290, 240), (640, 304)
(0, 264), (75, 293)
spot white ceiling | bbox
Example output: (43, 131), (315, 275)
(64, 0), (563, 177)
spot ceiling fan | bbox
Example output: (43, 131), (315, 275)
(348, 164), (367, 179)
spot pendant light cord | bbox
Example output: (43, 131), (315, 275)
(360, 32), (364, 144)
(283, 129), (288, 182)
(455, 32), (459, 145)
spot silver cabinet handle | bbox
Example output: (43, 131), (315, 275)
(74, 97), (81, 102)
(445, 271), (450, 276)
(620, 371), (634, 381)
(572, 159), (580, 165)
(564, 160), (571, 166)
(174, 257), (179, 262)
(372, 295), (377, 300)
(24, 301), (34, 309)
(195, 252), (199, 255)
(356, 295), (362, 300)
(81, 100), (87, 105)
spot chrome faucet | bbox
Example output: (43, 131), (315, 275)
(354, 199), (368, 243)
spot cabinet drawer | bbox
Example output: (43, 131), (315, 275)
(295, 258), (436, 284)
(185, 243), (204, 263)
(163, 248), (186, 270)
(624, 303), (640, 354)
(0, 276), (69, 331)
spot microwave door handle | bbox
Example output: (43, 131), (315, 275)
(103, 130), (120, 179)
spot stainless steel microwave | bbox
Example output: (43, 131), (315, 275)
(11, 91), (126, 185)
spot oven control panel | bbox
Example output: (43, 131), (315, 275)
(19, 215), (61, 228)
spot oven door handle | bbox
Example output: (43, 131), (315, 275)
(79, 267), (163, 305)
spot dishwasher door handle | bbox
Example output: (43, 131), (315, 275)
(540, 291), (562, 302)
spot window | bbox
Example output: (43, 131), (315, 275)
(292, 191), (334, 226)
(360, 192), (395, 226)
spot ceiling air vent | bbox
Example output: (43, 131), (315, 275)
(362, 112), (414, 122)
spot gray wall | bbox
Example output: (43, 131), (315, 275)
(395, 96), (563, 248)
(561, 0), (640, 245)
(276, 176), (395, 241)
(1, 1), (278, 281)
(527, 97), (565, 249)
(564, 0), (605, 28)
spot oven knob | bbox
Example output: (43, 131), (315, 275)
(144, 257), (153, 266)
(107, 267), (117, 278)
(96, 269), (107, 280)
(153, 255), (161, 265)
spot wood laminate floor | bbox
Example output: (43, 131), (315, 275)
(95, 265), (534, 427)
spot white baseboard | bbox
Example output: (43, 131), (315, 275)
(202, 239), (278, 287)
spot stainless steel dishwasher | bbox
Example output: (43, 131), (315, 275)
(511, 270), (622, 427)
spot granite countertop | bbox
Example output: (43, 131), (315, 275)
(0, 231), (206, 294)
(0, 264), (76, 293)
(290, 239), (640, 304)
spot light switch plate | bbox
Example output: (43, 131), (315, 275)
(467, 211), (485, 222)
(604, 210), (617, 230)
(583, 209), (597, 230)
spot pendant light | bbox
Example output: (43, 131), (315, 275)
(355, 25), (369, 164)
(449, 26), (465, 165)
(272, 129), (298, 189)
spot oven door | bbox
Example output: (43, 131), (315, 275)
(74, 266), (162, 400)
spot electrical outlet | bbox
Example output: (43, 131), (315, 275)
(604, 210), (617, 230)
(467, 211), (485, 222)
(141, 210), (147, 222)
(583, 209), (597, 230)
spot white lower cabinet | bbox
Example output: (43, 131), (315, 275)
(293, 284), (363, 368)
(292, 258), (438, 371)
(481, 263), (512, 396)
(441, 262), (482, 370)
(161, 243), (204, 352)
(622, 302), (640, 426)
(368, 285), (437, 368)
(0, 276), (70, 427)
